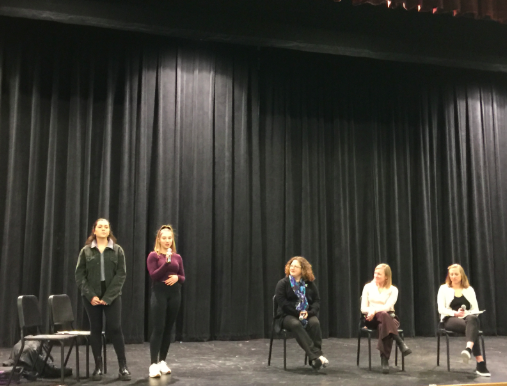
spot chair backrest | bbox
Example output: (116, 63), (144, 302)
(48, 294), (75, 331)
(272, 295), (278, 319)
(17, 295), (42, 331)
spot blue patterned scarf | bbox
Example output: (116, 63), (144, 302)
(289, 275), (308, 327)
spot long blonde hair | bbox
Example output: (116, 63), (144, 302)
(153, 225), (177, 254)
(374, 263), (392, 289)
(445, 263), (470, 288)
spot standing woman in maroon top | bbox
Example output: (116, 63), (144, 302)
(146, 225), (185, 378)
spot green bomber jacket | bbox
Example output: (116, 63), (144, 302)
(75, 241), (127, 305)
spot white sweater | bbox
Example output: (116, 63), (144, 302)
(361, 281), (398, 314)
(437, 284), (479, 321)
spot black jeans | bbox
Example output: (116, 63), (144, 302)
(443, 315), (482, 356)
(282, 315), (323, 361)
(83, 295), (126, 362)
(149, 281), (182, 364)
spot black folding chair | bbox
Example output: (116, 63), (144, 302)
(48, 294), (108, 377)
(7, 295), (80, 386)
(267, 295), (308, 370)
(356, 297), (404, 371)
(436, 315), (486, 372)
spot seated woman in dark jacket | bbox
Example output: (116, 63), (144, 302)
(274, 256), (328, 370)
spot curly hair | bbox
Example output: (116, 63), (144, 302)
(445, 263), (470, 288)
(284, 256), (315, 282)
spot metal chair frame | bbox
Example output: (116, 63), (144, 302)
(7, 295), (80, 386)
(356, 296), (404, 371)
(436, 316), (486, 372)
(48, 294), (108, 377)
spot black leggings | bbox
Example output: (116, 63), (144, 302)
(83, 295), (126, 362)
(443, 315), (482, 356)
(150, 281), (182, 364)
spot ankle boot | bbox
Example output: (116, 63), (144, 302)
(393, 334), (412, 356)
(92, 357), (103, 381)
(381, 355), (389, 374)
(118, 360), (132, 381)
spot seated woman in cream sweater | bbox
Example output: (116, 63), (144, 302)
(361, 263), (411, 374)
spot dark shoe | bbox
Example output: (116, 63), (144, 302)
(92, 356), (103, 381)
(476, 361), (491, 377)
(393, 334), (412, 356)
(118, 360), (132, 381)
(311, 358), (323, 371)
(381, 355), (389, 374)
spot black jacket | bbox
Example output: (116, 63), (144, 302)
(274, 276), (320, 332)
(75, 243), (126, 305)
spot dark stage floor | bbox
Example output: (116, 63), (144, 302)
(1, 337), (507, 386)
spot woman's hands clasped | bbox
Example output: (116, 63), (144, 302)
(454, 308), (466, 318)
(91, 296), (108, 306)
(365, 309), (376, 321)
(164, 275), (179, 286)
(299, 310), (308, 319)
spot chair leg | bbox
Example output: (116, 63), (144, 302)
(367, 332), (372, 371)
(283, 333), (287, 371)
(395, 342), (398, 367)
(357, 331), (361, 366)
(437, 332), (440, 366)
(445, 334), (450, 372)
(86, 340), (90, 378)
(7, 340), (25, 386)
(481, 334), (486, 364)
(61, 341), (65, 384)
(76, 339), (80, 382)
(401, 332), (405, 372)
(268, 328), (275, 366)
(40, 342), (54, 377)
(64, 340), (74, 366)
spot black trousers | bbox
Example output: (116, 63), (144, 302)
(149, 281), (182, 364)
(282, 315), (323, 361)
(83, 295), (126, 362)
(443, 315), (482, 356)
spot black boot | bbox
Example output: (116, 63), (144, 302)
(118, 360), (131, 381)
(92, 356), (103, 381)
(381, 355), (389, 374)
(393, 334), (412, 356)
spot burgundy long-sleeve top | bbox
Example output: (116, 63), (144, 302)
(146, 251), (186, 284)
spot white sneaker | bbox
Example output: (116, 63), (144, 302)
(319, 356), (329, 368)
(149, 363), (161, 378)
(461, 349), (471, 364)
(158, 361), (171, 375)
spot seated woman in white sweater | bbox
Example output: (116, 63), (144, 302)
(437, 264), (490, 377)
(361, 263), (411, 374)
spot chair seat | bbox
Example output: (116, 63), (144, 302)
(439, 329), (483, 335)
(361, 327), (403, 333)
(25, 334), (78, 341)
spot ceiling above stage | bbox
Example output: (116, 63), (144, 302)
(353, 0), (507, 24)
(1, 0), (507, 72)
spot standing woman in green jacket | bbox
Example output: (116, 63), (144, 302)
(75, 218), (131, 381)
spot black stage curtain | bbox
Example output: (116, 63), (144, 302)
(1, 18), (507, 347)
